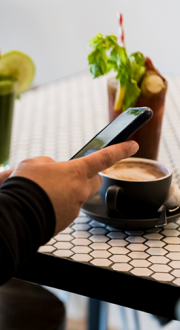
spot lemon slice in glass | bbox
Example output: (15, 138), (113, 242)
(0, 50), (35, 95)
(114, 80), (126, 111)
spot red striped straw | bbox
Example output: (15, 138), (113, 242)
(117, 13), (126, 48)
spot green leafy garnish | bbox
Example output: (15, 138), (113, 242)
(88, 33), (145, 111)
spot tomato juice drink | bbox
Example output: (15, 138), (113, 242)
(107, 58), (167, 160)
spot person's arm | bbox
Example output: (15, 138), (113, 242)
(0, 140), (139, 285)
(0, 177), (56, 285)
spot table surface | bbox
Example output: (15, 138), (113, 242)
(12, 71), (180, 319)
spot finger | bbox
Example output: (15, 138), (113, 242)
(88, 174), (103, 196)
(82, 140), (139, 177)
(0, 169), (14, 186)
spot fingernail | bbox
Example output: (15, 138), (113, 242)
(130, 141), (139, 154)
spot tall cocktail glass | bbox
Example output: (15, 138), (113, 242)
(0, 78), (16, 171)
(107, 58), (168, 160)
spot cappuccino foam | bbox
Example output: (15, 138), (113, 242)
(102, 161), (167, 181)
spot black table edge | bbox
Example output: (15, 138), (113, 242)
(14, 252), (180, 321)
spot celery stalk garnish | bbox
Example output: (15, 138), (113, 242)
(88, 33), (145, 111)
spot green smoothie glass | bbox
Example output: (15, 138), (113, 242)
(0, 50), (35, 171)
(0, 77), (16, 171)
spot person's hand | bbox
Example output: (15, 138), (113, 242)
(10, 140), (139, 235)
(0, 169), (14, 187)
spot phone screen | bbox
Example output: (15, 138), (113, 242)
(72, 107), (148, 159)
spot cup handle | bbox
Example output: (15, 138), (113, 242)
(105, 185), (124, 214)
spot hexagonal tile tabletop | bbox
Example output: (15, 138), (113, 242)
(10, 72), (180, 293)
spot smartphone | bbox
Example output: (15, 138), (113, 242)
(70, 107), (153, 159)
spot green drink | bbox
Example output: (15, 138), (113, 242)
(0, 78), (16, 169)
(0, 50), (35, 171)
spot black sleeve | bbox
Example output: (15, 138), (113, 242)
(0, 176), (56, 285)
